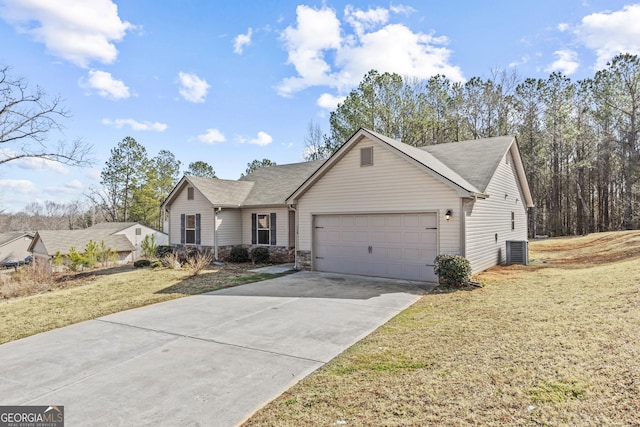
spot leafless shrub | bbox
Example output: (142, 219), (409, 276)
(185, 251), (213, 276)
(162, 252), (182, 270)
(0, 264), (55, 299)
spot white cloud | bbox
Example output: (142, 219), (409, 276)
(576, 4), (640, 69)
(0, 149), (69, 174)
(102, 118), (167, 132)
(557, 23), (570, 32)
(0, 179), (37, 193)
(178, 72), (210, 103)
(234, 27), (253, 54)
(546, 49), (580, 75)
(82, 70), (130, 99)
(509, 55), (530, 68)
(0, 0), (133, 67)
(239, 131), (273, 146)
(65, 179), (84, 191)
(197, 128), (226, 144)
(390, 4), (416, 15)
(344, 5), (389, 36)
(85, 169), (102, 180)
(276, 5), (464, 97)
(317, 93), (346, 110)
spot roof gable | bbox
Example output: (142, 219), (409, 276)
(28, 229), (135, 255)
(0, 232), (34, 247)
(420, 135), (515, 193)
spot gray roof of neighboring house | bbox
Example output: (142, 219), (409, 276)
(0, 232), (34, 246)
(87, 222), (139, 232)
(239, 160), (325, 206)
(29, 229), (135, 256)
(420, 135), (515, 193)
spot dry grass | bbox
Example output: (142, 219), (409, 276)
(244, 232), (640, 426)
(0, 263), (279, 345)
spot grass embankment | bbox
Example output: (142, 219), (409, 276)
(245, 231), (640, 426)
(0, 264), (277, 345)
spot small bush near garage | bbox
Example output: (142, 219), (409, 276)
(151, 260), (163, 269)
(229, 247), (249, 263)
(434, 254), (471, 287)
(134, 259), (152, 268)
(250, 247), (270, 264)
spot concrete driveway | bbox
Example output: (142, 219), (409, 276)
(0, 271), (430, 426)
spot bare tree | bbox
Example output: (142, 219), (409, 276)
(0, 66), (92, 167)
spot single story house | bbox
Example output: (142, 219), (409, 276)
(162, 128), (533, 282)
(0, 232), (34, 264)
(28, 222), (168, 267)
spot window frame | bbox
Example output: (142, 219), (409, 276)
(185, 214), (196, 244)
(256, 213), (271, 245)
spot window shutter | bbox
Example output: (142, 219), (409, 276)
(251, 213), (257, 244)
(180, 214), (186, 244)
(270, 212), (276, 245)
(195, 213), (201, 245)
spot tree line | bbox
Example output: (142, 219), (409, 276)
(306, 53), (640, 236)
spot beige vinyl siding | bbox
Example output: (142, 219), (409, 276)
(114, 225), (168, 258)
(30, 238), (49, 259)
(465, 148), (529, 272)
(216, 209), (242, 246)
(296, 137), (461, 255)
(241, 207), (291, 246)
(168, 184), (214, 246)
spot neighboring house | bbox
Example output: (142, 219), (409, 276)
(0, 232), (34, 263)
(161, 160), (324, 262)
(28, 222), (168, 267)
(162, 128), (533, 282)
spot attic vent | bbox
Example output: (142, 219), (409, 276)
(187, 187), (194, 200)
(361, 147), (373, 166)
(506, 240), (528, 265)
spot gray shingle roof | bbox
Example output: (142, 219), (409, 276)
(31, 229), (135, 256)
(185, 176), (254, 207)
(87, 222), (138, 232)
(0, 232), (33, 246)
(239, 160), (325, 206)
(420, 135), (515, 193)
(364, 129), (485, 194)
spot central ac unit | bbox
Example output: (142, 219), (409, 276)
(506, 240), (529, 265)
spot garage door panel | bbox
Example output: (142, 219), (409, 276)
(314, 213), (438, 282)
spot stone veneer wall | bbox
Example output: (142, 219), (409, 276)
(217, 245), (294, 263)
(295, 250), (312, 270)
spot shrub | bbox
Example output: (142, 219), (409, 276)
(434, 254), (472, 287)
(162, 251), (181, 269)
(185, 251), (213, 276)
(250, 247), (270, 264)
(141, 234), (157, 259)
(229, 247), (249, 263)
(156, 245), (173, 258)
(134, 259), (152, 268)
(151, 260), (163, 269)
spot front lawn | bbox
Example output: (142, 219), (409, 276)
(0, 263), (279, 345)
(244, 231), (640, 426)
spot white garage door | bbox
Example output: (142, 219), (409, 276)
(313, 213), (438, 282)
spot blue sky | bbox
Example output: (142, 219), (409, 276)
(0, 0), (638, 213)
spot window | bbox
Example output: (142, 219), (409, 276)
(135, 227), (141, 236)
(252, 213), (276, 245)
(257, 214), (270, 244)
(186, 215), (196, 243)
(187, 187), (194, 200)
(511, 212), (515, 230)
(360, 147), (373, 166)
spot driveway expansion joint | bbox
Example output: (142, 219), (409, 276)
(95, 318), (326, 365)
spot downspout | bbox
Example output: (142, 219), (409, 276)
(213, 207), (221, 261)
(289, 204), (298, 270)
